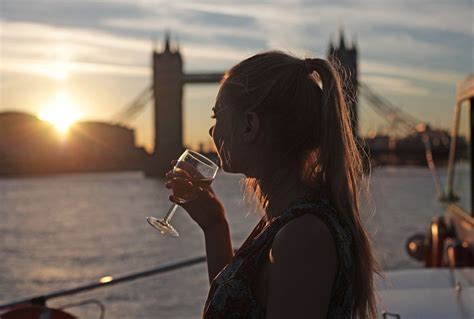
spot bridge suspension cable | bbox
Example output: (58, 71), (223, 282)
(111, 86), (153, 124)
(359, 82), (445, 199)
(359, 82), (422, 136)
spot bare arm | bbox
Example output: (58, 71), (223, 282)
(265, 214), (338, 319)
(203, 221), (234, 283)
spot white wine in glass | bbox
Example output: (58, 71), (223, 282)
(146, 149), (219, 237)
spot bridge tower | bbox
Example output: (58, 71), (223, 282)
(328, 28), (359, 137)
(148, 33), (185, 176)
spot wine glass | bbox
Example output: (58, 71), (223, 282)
(146, 149), (220, 237)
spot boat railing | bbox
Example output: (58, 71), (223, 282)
(0, 254), (207, 312)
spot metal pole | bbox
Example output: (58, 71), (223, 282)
(470, 96), (473, 217)
(446, 102), (461, 201)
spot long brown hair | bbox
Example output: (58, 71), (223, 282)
(220, 50), (380, 318)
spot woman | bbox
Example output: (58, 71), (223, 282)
(166, 50), (379, 318)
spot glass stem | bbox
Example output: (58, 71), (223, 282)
(163, 204), (179, 224)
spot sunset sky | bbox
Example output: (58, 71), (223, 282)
(0, 0), (472, 151)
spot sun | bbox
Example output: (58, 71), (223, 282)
(39, 91), (81, 133)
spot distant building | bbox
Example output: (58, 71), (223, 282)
(65, 121), (148, 172)
(0, 112), (148, 176)
(362, 127), (463, 166)
(365, 134), (393, 153)
(0, 112), (60, 174)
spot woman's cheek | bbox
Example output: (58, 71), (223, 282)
(212, 126), (231, 171)
(211, 125), (223, 153)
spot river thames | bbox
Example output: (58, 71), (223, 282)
(0, 164), (469, 318)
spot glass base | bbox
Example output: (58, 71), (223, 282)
(146, 217), (179, 237)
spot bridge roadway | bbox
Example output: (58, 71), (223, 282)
(183, 73), (224, 84)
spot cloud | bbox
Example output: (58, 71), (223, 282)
(360, 75), (429, 96)
(1, 0), (470, 144)
(0, 21), (151, 53)
(0, 21), (151, 79)
(0, 0), (151, 31)
(102, 1), (466, 65)
(361, 60), (465, 85)
(102, 17), (263, 46)
(357, 33), (454, 59)
(1, 57), (150, 79)
(172, 1), (472, 35)
(0, 20), (257, 79)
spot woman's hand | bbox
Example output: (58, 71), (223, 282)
(165, 160), (228, 233)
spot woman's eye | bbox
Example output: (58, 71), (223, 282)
(210, 115), (216, 119)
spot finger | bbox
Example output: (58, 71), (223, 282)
(171, 177), (195, 189)
(167, 169), (189, 180)
(172, 176), (191, 183)
(165, 181), (171, 189)
(172, 166), (193, 178)
(166, 167), (177, 176)
(174, 161), (205, 179)
(169, 195), (178, 204)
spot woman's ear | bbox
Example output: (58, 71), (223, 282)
(242, 111), (261, 143)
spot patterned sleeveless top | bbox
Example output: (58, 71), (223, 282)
(202, 192), (354, 319)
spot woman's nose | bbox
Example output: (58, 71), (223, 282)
(208, 126), (214, 137)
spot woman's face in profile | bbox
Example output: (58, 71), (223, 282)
(208, 84), (244, 173)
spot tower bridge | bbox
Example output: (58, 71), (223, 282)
(139, 32), (358, 176)
(116, 30), (449, 176)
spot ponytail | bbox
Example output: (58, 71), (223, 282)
(304, 57), (380, 319)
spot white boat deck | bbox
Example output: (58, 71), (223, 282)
(376, 268), (474, 318)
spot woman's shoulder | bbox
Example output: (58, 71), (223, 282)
(264, 209), (339, 318)
(273, 212), (336, 253)
(271, 212), (338, 270)
(269, 194), (353, 268)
